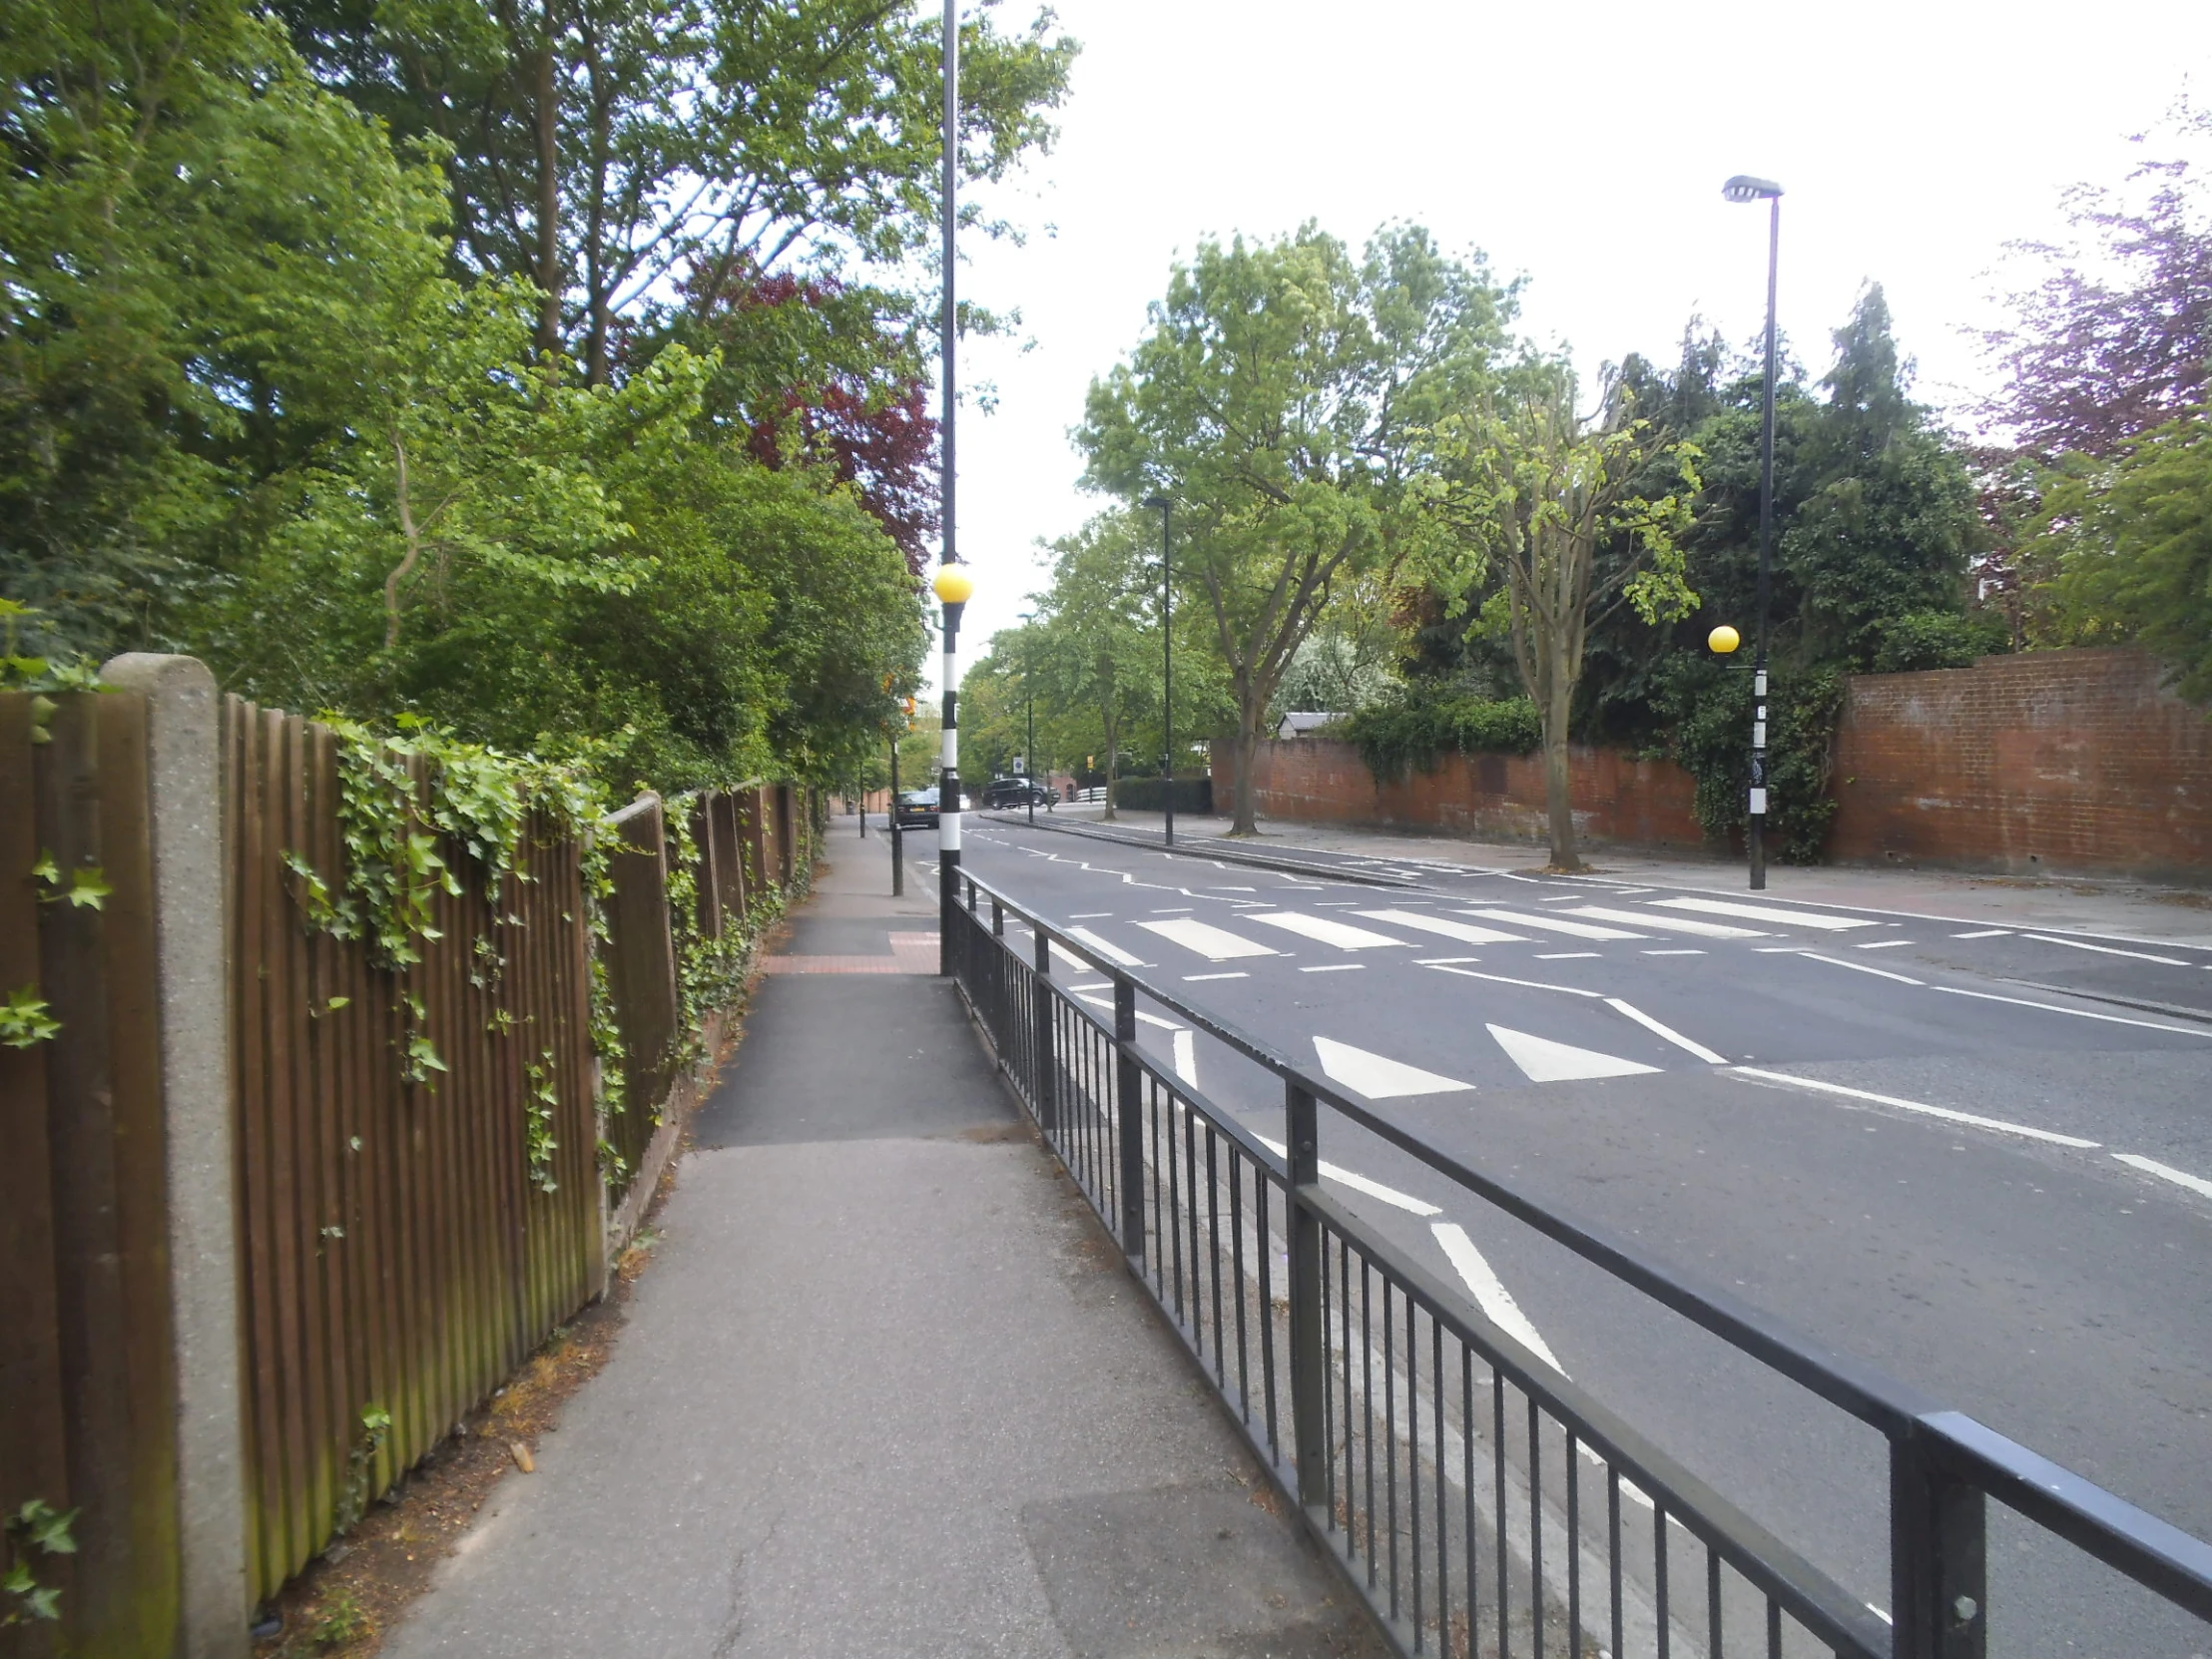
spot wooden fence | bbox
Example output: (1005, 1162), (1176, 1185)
(1, 673), (821, 1654)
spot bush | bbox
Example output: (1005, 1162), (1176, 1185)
(1336, 691), (1542, 778)
(1870, 610), (2010, 674)
(1655, 658), (1844, 864)
(1108, 777), (1213, 814)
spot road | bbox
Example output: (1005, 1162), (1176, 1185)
(902, 816), (2212, 1655)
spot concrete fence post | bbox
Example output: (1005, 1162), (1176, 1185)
(100, 654), (248, 1659)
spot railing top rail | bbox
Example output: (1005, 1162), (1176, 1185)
(958, 865), (2212, 1620)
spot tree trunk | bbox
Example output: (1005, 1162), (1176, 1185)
(1228, 694), (1262, 835)
(1542, 674), (1584, 871)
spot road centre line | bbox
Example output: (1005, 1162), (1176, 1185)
(2111, 1154), (2212, 1202)
(1426, 964), (1604, 998)
(1797, 952), (1925, 986)
(1952, 928), (2010, 938)
(2022, 933), (2190, 965)
(1934, 985), (2212, 1036)
(1731, 1068), (2102, 1148)
(1605, 999), (1729, 1064)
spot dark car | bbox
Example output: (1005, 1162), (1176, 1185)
(893, 788), (939, 830)
(980, 777), (1055, 810)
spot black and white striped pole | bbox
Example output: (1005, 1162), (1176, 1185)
(1723, 172), (1783, 891)
(936, 0), (963, 974)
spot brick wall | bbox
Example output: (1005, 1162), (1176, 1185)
(1210, 650), (2212, 879)
(1211, 736), (1707, 852)
(1830, 648), (2212, 879)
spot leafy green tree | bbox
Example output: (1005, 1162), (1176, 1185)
(276, 0), (1077, 379)
(1080, 223), (1511, 833)
(1418, 361), (1698, 869)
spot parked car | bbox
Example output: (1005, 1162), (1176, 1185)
(893, 788), (939, 830)
(980, 777), (1055, 810)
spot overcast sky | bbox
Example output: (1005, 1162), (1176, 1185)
(933, 0), (2212, 684)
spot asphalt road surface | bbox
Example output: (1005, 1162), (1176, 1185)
(904, 817), (2212, 1657)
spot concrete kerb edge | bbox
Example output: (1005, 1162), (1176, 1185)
(979, 812), (1418, 890)
(99, 653), (250, 1659)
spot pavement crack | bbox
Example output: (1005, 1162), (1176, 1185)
(712, 1507), (786, 1659)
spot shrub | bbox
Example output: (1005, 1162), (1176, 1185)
(1870, 610), (2010, 674)
(1336, 692), (1542, 778)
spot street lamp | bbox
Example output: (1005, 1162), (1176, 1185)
(1723, 173), (1783, 890)
(934, 563), (972, 968)
(1142, 493), (1174, 847)
(1019, 609), (1037, 827)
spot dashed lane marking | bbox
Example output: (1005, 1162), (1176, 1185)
(1934, 985), (2212, 1036)
(1184, 971), (1248, 981)
(2112, 1154), (2212, 1202)
(1732, 1067), (2101, 1147)
(1797, 951), (1925, 986)
(1427, 965), (1603, 998)
(1951, 928), (2010, 938)
(1255, 1136), (1442, 1217)
(1301, 964), (1366, 973)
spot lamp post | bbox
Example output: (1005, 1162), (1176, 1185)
(1723, 173), (1783, 891)
(1018, 609), (1037, 826)
(1142, 493), (1174, 847)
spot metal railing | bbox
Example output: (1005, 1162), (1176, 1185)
(941, 868), (2212, 1659)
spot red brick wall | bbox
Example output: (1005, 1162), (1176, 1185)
(1830, 648), (2212, 878)
(1211, 736), (1707, 852)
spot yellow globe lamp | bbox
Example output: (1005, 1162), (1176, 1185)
(932, 566), (975, 606)
(1708, 624), (1742, 655)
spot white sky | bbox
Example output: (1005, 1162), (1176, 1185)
(934, 0), (2212, 685)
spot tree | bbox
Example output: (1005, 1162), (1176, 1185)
(276, 0), (1078, 381)
(1079, 223), (1512, 833)
(1419, 362), (1698, 869)
(1028, 511), (1161, 819)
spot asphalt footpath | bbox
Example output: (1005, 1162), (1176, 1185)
(380, 845), (1384, 1659)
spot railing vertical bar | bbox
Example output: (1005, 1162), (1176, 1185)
(1207, 1126), (1225, 1387)
(1567, 1431), (1582, 1659)
(1494, 1371), (1508, 1659)
(1233, 1154), (1251, 1423)
(1187, 1101), (1204, 1358)
(1341, 1234), (1356, 1550)
(1410, 1291), (1423, 1646)
(1364, 1256), (1379, 1585)
(1287, 1080), (1326, 1508)
(1529, 1392), (1545, 1659)
(1610, 1469), (1625, 1659)
(1709, 1544), (1724, 1659)
(1166, 1088), (1185, 1319)
(1464, 1347), (1477, 1659)
(1437, 1324), (1449, 1659)
(1257, 1176), (1278, 1458)
(1767, 1596), (1783, 1659)
(1656, 1500), (1671, 1659)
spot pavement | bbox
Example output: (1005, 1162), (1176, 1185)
(380, 847), (1385, 1659)
(928, 810), (2212, 1659)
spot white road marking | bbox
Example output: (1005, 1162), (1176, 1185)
(1313, 1036), (1474, 1099)
(1136, 916), (1280, 960)
(1461, 908), (1643, 940)
(2112, 1153), (2212, 1201)
(1069, 911), (1111, 919)
(1488, 1025), (1661, 1083)
(1074, 992), (1182, 1031)
(1257, 1136), (1443, 1216)
(1066, 926), (1146, 967)
(1856, 939), (1915, 949)
(1536, 951), (1600, 959)
(1252, 912), (1407, 950)
(1951, 928), (2010, 938)
(1183, 971), (1248, 981)
(1731, 1067), (2102, 1148)
(1150, 905), (1194, 913)
(1301, 963), (1366, 973)
(1416, 955), (1481, 965)
(1605, 999), (1729, 1064)
(1642, 948), (1705, 956)
(1432, 1224), (1566, 1373)
(1934, 985), (2212, 1036)
(1172, 1029), (1198, 1086)
(1564, 905), (1765, 939)
(1797, 951), (1925, 986)
(1428, 965), (1603, 998)
(2022, 934), (2189, 965)
(1356, 909), (1528, 945)
(1652, 896), (1877, 930)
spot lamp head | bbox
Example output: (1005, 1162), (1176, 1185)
(1722, 175), (1783, 204)
(1708, 624), (1742, 655)
(932, 565), (975, 605)
(1141, 493), (1172, 512)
